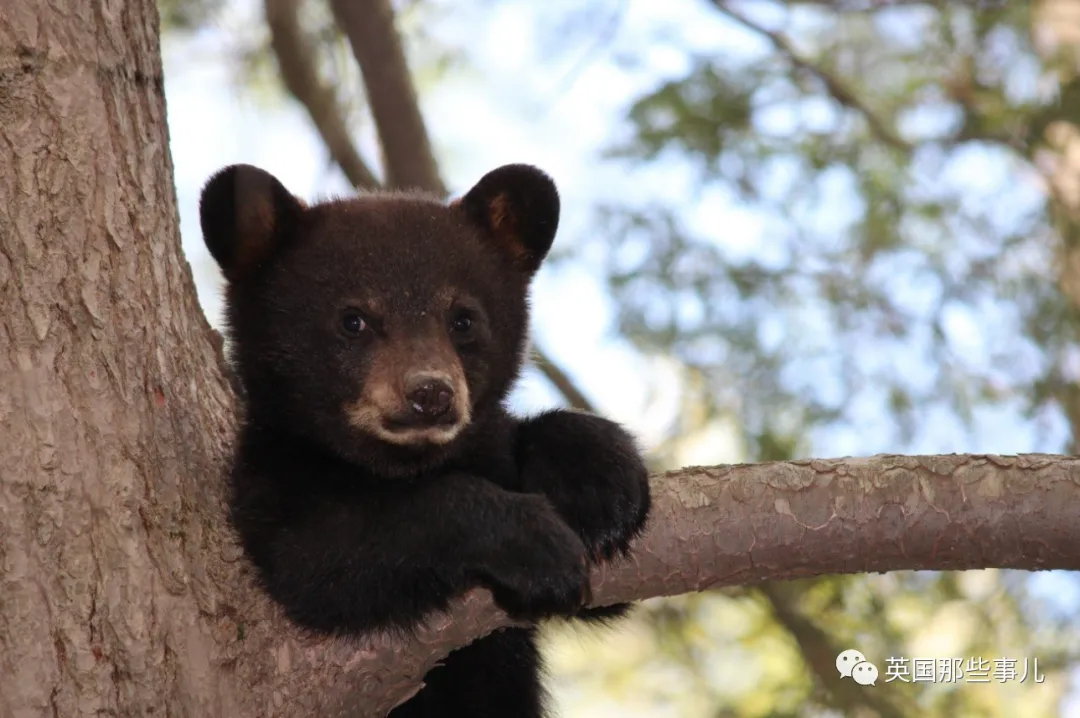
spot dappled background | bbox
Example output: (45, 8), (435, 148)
(161, 0), (1080, 715)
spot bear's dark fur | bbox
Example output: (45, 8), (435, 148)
(199, 162), (651, 717)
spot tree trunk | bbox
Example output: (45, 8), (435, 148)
(0, 0), (240, 714)
(3, 2), (1080, 717)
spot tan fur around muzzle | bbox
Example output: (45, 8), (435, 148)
(344, 342), (471, 447)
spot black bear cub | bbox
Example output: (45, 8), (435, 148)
(199, 162), (651, 717)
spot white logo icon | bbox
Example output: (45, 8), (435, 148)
(836, 648), (867, 678)
(852, 660), (879, 686)
(836, 648), (878, 686)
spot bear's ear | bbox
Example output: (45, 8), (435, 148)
(199, 164), (306, 282)
(453, 164), (560, 276)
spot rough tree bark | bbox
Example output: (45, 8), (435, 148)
(0, 2), (241, 715)
(3, 2), (1080, 717)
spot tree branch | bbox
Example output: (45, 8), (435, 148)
(709, 0), (912, 153)
(530, 348), (599, 413)
(328, 0), (445, 193)
(226, 453), (1080, 716)
(264, 0), (380, 190)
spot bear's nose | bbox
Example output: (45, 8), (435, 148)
(405, 375), (455, 421)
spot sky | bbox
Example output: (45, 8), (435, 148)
(160, 0), (1080, 713)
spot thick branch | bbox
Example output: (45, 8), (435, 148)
(230, 453), (1080, 716)
(710, 0), (912, 153)
(264, 0), (379, 189)
(328, 0), (444, 193)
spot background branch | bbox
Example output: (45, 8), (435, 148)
(530, 348), (598, 413)
(264, 0), (380, 190)
(760, 582), (911, 717)
(710, 0), (912, 153)
(328, 0), (444, 193)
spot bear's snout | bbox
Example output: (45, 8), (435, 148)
(404, 372), (455, 421)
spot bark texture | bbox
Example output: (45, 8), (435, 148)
(0, 1), (239, 715)
(3, 2), (1080, 718)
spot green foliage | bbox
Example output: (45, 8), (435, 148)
(595, 2), (1076, 459)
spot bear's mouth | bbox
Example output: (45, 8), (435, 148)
(378, 412), (466, 446)
(384, 415), (459, 430)
(379, 421), (465, 446)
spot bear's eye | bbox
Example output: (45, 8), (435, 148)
(450, 312), (473, 334)
(341, 312), (368, 336)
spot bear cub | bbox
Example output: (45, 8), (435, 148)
(200, 162), (651, 717)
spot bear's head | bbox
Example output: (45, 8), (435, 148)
(199, 163), (560, 477)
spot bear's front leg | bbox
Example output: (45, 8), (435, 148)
(516, 409), (651, 563)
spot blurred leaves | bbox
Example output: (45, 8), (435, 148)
(159, 0), (227, 31)
(613, 59), (760, 171)
(592, 1), (1073, 457)
(553, 0), (1080, 716)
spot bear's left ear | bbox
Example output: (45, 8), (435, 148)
(453, 164), (560, 276)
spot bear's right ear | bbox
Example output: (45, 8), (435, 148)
(199, 164), (305, 282)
